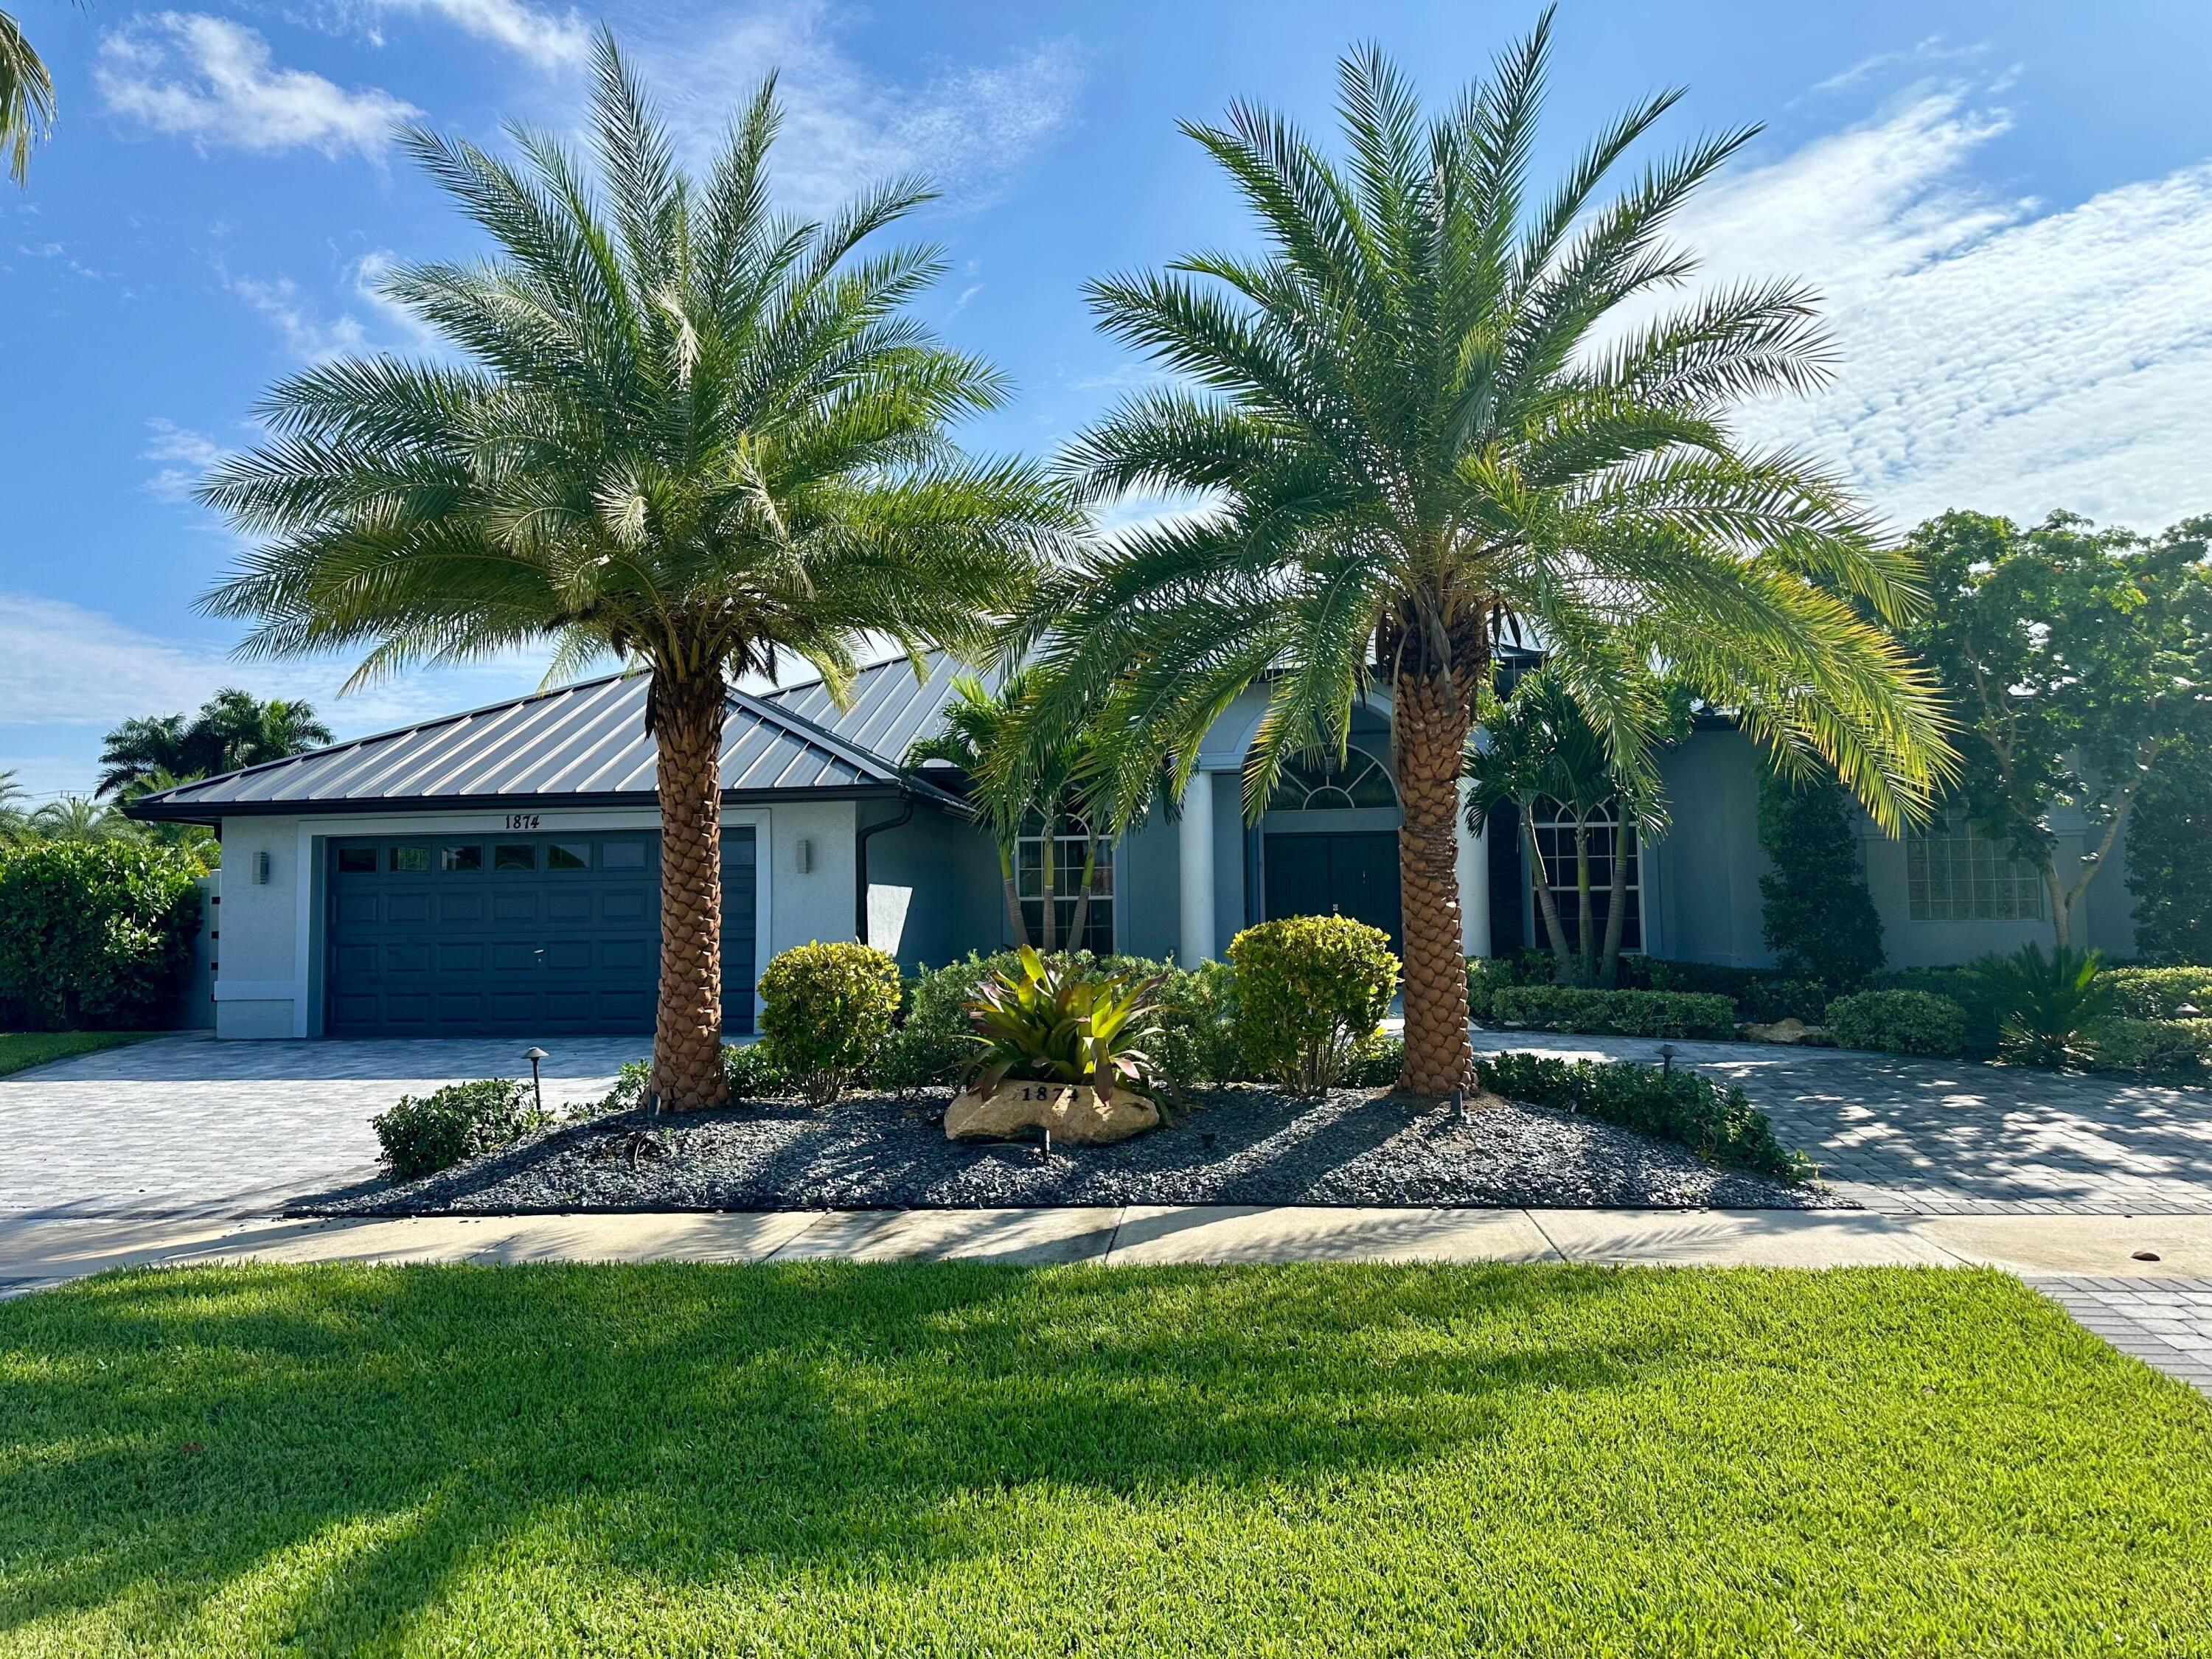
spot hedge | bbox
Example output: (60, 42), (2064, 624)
(372, 1079), (546, 1180)
(2107, 967), (2212, 1021)
(0, 841), (203, 1030)
(2082, 1017), (2212, 1081)
(1229, 915), (1399, 1092)
(757, 942), (902, 1105)
(1827, 989), (1969, 1057)
(1474, 1049), (1809, 1181)
(1486, 984), (1736, 1041)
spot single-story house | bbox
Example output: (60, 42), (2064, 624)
(128, 653), (2139, 1040)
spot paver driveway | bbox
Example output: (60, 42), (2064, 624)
(1472, 1030), (2212, 1214)
(0, 1034), (644, 1219)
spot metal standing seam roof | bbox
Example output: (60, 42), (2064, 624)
(125, 660), (978, 824)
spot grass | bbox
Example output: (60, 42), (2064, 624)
(0, 1264), (2208, 1657)
(0, 1032), (157, 1079)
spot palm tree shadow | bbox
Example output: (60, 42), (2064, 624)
(0, 1260), (1658, 1644)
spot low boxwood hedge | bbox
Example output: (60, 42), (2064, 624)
(1827, 989), (1969, 1057)
(372, 1079), (548, 1180)
(2107, 967), (2212, 1021)
(1474, 1049), (1809, 1181)
(1486, 984), (1736, 1041)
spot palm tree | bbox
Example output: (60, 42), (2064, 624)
(1007, 14), (1951, 1093)
(98, 689), (335, 798)
(197, 36), (1071, 1107)
(907, 668), (1107, 953)
(0, 768), (29, 844)
(29, 794), (142, 843)
(1, 5), (61, 185)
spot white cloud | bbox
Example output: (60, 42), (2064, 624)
(142, 419), (232, 504)
(362, 0), (589, 70)
(644, 1), (1083, 215)
(0, 592), (562, 793)
(1631, 75), (2212, 530)
(220, 264), (370, 361)
(96, 13), (420, 160)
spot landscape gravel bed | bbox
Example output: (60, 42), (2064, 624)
(300, 1085), (1851, 1214)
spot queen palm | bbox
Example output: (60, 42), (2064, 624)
(199, 36), (1071, 1107)
(1, 4), (63, 184)
(1009, 14), (1952, 1093)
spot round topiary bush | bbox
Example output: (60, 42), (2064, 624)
(1228, 914), (1399, 1093)
(1827, 988), (1969, 1057)
(757, 941), (902, 1105)
(0, 841), (204, 1029)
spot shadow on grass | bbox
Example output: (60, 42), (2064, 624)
(0, 1261), (1654, 1649)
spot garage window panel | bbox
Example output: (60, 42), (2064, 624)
(494, 844), (538, 872)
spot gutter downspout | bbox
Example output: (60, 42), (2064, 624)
(855, 792), (915, 947)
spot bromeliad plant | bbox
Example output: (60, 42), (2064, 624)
(964, 947), (1166, 1099)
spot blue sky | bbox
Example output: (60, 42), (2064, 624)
(7, 0), (2212, 801)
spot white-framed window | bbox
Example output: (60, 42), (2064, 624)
(1017, 815), (1114, 954)
(1270, 743), (1397, 810)
(1907, 818), (2044, 921)
(1527, 798), (1642, 952)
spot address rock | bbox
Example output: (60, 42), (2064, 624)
(943, 1082), (1161, 1146)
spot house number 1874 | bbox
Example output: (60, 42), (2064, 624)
(503, 813), (542, 830)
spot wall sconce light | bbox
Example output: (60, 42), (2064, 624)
(253, 849), (272, 885)
(794, 838), (813, 874)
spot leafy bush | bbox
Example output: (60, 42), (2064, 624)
(597, 1041), (788, 1114)
(874, 956), (990, 1096)
(1465, 956), (1519, 1020)
(1343, 1033), (1405, 1089)
(2083, 1018), (2212, 1081)
(965, 947), (1164, 1096)
(757, 942), (902, 1105)
(1827, 989), (1969, 1057)
(373, 1079), (548, 1180)
(1972, 943), (2116, 1068)
(1486, 984), (1736, 1041)
(1625, 959), (1829, 1023)
(0, 841), (203, 1029)
(1146, 958), (1242, 1098)
(1229, 915), (1399, 1093)
(1473, 1050), (1808, 1181)
(1756, 770), (1885, 987)
(2107, 967), (2212, 1021)
(1868, 967), (1997, 1056)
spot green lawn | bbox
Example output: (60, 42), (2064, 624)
(1, 1264), (2208, 1657)
(0, 1032), (158, 1079)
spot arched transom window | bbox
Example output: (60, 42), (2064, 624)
(1271, 743), (1397, 810)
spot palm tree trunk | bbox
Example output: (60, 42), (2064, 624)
(998, 843), (1030, 948)
(1599, 811), (1632, 985)
(1525, 800), (1574, 980)
(650, 668), (728, 1110)
(1391, 664), (1474, 1094)
(1573, 818), (1595, 987)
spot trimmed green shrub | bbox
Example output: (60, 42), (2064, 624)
(874, 956), (991, 1097)
(1147, 959), (1242, 1098)
(1343, 1033), (1405, 1089)
(373, 1078), (548, 1180)
(1756, 769), (1885, 987)
(1229, 915), (1399, 1093)
(1474, 1050), (1809, 1181)
(1828, 989), (1969, 1057)
(2083, 1018), (2212, 1081)
(1487, 984), (1736, 1041)
(0, 841), (203, 1029)
(1465, 956), (1518, 1020)
(1625, 959), (1829, 1023)
(2107, 967), (2212, 1021)
(1868, 967), (1997, 1056)
(757, 942), (902, 1105)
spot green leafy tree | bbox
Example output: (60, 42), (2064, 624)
(97, 689), (335, 798)
(1013, 17), (1949, 1091)
(1756, 765), (1884, 987)
(195, 38), (1069, 1107)
(2127, 750), (2212, 964)
(1899, 510), (2212, 950)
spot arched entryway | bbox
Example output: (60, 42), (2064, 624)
(1256, 738), (1404, 955)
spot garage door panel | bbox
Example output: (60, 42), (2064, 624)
(329, 828), (754, 1038)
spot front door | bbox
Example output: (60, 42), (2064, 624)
(1262, 831), (1402, 957)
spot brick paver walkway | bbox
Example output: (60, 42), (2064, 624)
(0, 1033), (643, 1219)
(1472, 1031), (2212, 1215)
(2029, 1277), (2212, 1397)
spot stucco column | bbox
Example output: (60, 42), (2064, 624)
(1456, 778), (1490, 958)
(1178, 771), (1217, 967)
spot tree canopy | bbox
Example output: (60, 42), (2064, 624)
(97, 689), (335, 799)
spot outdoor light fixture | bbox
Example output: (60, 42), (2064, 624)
(253, 849), (271, 885)
(2179, 1003), (2202, 1019)
(794, 838), (813, 874)
(524, 1046), (548, 1114)
(1658, 1043), (1677, 1075)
